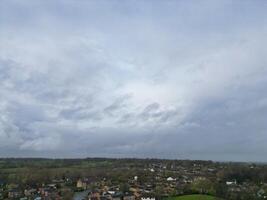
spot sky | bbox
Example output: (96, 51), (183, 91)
(0, 0), (267, 162)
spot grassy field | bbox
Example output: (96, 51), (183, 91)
(166, 194), (221, 200)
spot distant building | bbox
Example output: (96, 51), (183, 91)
(167, 177), (175, 181)
(226, 180), (237, 185)
(112, 192), (123, 200)
(89, 191), (101, 200)
(141, 198), (155, 200)
(123, 192), (135, 200)
(8, 189), (22, 199)
(77, 178), (89, 190)
(24, 188), (37, 197)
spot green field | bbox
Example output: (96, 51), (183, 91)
(166, 195), (221, 200)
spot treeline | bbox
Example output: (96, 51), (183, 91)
(1, 158), (267, 185)
(0, 158), (213, 169)
(219, 164), (267, 184)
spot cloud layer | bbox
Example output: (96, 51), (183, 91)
(1, 0), (267, 161)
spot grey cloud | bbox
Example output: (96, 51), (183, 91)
(103, 94), (131, 116)
(60, 107), (103, 121)
(155, 109), (179, 123)
(139, 103), (160, 121)
(143, 103), (160, 113)
(0, 0), (267, 161)
(117, 113), (135, 124)
(138, 103), (179, 124)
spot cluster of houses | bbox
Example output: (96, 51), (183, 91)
(0, 180), (65, 200)
(1, 162), (267, 199)
(76, 178), (146, 200)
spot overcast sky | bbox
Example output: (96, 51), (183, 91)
(0, 0), (267, 161)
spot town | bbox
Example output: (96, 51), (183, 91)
(0, 158), (267, 200)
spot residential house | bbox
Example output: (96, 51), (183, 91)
(89, 191), (100, 200)
(112, 192), (123, 200)
(141, 197), (155, 200)
(123, 192), (135, 200)
(226, 180), (237, 186)
(8, 189), (22, 199)
(77, 178), (89, 190)
(24, 188), (37, 197)
(166, 177), (175, 182)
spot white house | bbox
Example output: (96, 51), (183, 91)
(141, 198), (155, 200)
(167, 177), (175, 181)
(226, 180), (237, 185)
